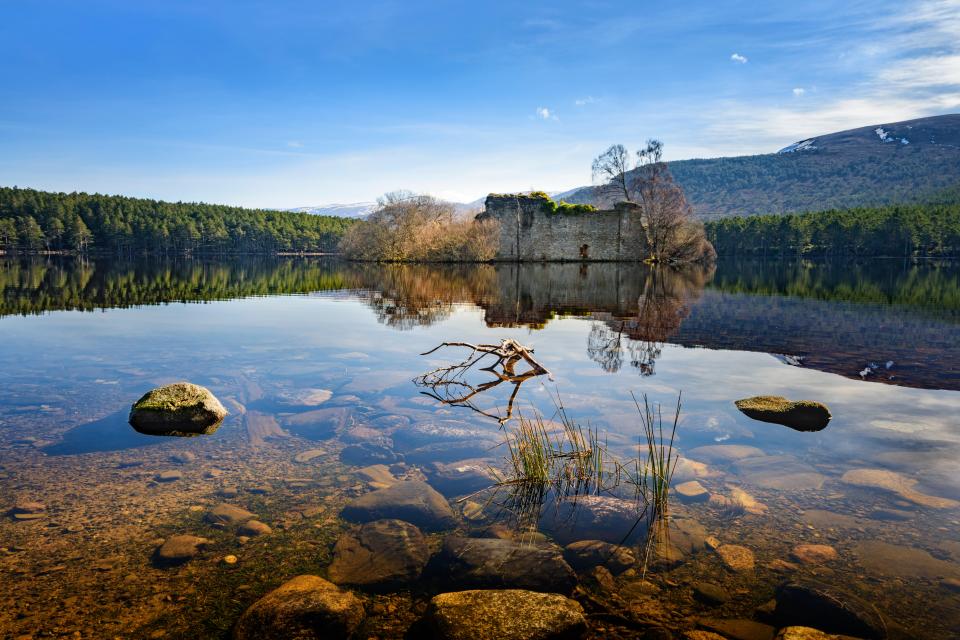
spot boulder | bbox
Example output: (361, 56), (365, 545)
(205, 503), (256, 526)
(774, 580), (888, 639)
(692, 581), (730, 605)
(776, 628), (863, 640)
(129, 382), (227, 436)
(675, 480), (710, 503)
(233, 575), (364, 640)
(734, 396), (831, 432)
(427, 589), (586, 640)
(563, 540), (636, 574)
(853, 541), (960, 579)
(328, 519), (430, 588)
(427, 536), (577, 594)
(340, 480), (456, 531)
(154, 535), (210, 566)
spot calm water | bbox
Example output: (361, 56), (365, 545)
(1, 256), (958, 638)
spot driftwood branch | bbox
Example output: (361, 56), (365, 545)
(414, 339), (552, 425)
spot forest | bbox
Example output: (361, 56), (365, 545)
(0, 187), (355, 254)
(705, 202), (960, 257)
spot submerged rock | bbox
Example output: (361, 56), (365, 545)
(205, 503), (256, 526)
(697, 618), (776, 640)
(840, 468), (959, 509)
(539, 495), (647, 545)
(154, 535), (210, 566)
(424, 458), (498, 498)
(675, 480), (710, 503)
(427, 536), (577, 594)
(791, 544), (838, 565)
(328, 519), (430, 588)
(340, 480), (456, 531)
(128, 382), (227, 436)
(774, 580), (888, 639)
(776, 627), (862, 640)
(9, 501), (46, 520)
(237, 520), (272, 537)
(233, 575), (364, 640)
(716, 544), (755, 572)
(563, 540), (636, 574)
(427, 589), (586, 640)
(688, 444), (766, 464)
(735, 396), (831, 432)
(340, 442), (399, 466)
(734, 455), (826, 491)
(853, 540), (960, 579)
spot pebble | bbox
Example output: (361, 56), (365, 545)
(223, 555), (238, 565)
(693, 581), (730, 605)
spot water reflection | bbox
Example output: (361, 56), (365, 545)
(1, 256), (958, 390)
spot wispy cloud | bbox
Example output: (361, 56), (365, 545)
(286, 140), (304, 148)
(536, 106), (558, 120)
(792, 87), (806, 96)
(730, 52), (748, 64)
(574, 96), (597, 106)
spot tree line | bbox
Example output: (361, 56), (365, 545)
(704, 202), (960, 257)
(0, 187), (355, 254)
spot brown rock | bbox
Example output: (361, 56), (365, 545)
(327, 519), (430, 588)
(675, 480), (710, 503)
(840, 468), (959, 509)
(205, 503), (256, 526)
(237, 520), (272, 537)
(155, 535), (210, 566)
(716, 545), (755, 572)
(698, 618), (776, 640)
(791, 544), (838, 565)
(233, 575), (364, 640)
(427, 589), (586, 640)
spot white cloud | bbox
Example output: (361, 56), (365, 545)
(286, 140), (304, 148)
(574, 96), (597, 106)
(730, 52), (748, 64)
(536, 106), (557, 120)
(792, 87), (806, 96)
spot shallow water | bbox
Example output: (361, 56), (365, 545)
(0, 256), (958, 638)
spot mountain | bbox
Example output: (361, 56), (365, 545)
(561, 114), (960, 219)
(285, 202), (377, 219)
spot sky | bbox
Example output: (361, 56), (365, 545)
(1, 0), (959, 208)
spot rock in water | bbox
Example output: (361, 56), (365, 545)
(328, 519), (430, 588)
(840, 468), (959, 509)
(205, 503), (256, 526)
(735, 396), (831, 432)
(716, 544), (755, 572)
(774, 580), (888, 639)
(563, 540), (636, 574)
(428, 536), (577, 594)
(233, 575), (364, 640)
(427, 589), (586, 640)
(340, 480), (456, 531)
(154, 535), (210, 566)
(129, 382), (227, 436)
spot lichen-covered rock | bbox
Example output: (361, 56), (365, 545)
(129, 382), (227, 436)
(427, 589), (586, 640)
(328, 519), (430, 588)
(734, 396), (831, 432)
(340, 480), (456, 531)
(233, 575), (364, 640)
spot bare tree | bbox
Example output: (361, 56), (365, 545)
(591, 144), (633, 204)
(591, 139), (714, 264)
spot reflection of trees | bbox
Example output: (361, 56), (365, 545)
(586, 265), (714, 376)
(348, 264), (498, 330)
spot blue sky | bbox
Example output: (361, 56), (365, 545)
(1, 0), (958, 207)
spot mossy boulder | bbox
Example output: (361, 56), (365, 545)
(128, 382), (227, 436)
(735, 396), (831, 432)
(427, 589), (586, 640)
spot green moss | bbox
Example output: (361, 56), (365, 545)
(133, 382), (208, 412)
(491, 192), (597, 216)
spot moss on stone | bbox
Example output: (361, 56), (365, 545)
(735, 395), (831, 432)
(129, 382), (228, 435)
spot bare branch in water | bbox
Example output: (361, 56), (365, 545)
(414, 339), (553, 424)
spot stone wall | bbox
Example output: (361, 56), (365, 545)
(477, 194), (647, 261)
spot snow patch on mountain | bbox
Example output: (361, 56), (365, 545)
(777, 138), (817, 154)
(286, 203), (377, 219)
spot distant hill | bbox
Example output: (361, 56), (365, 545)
(560, 114), (960, 219)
